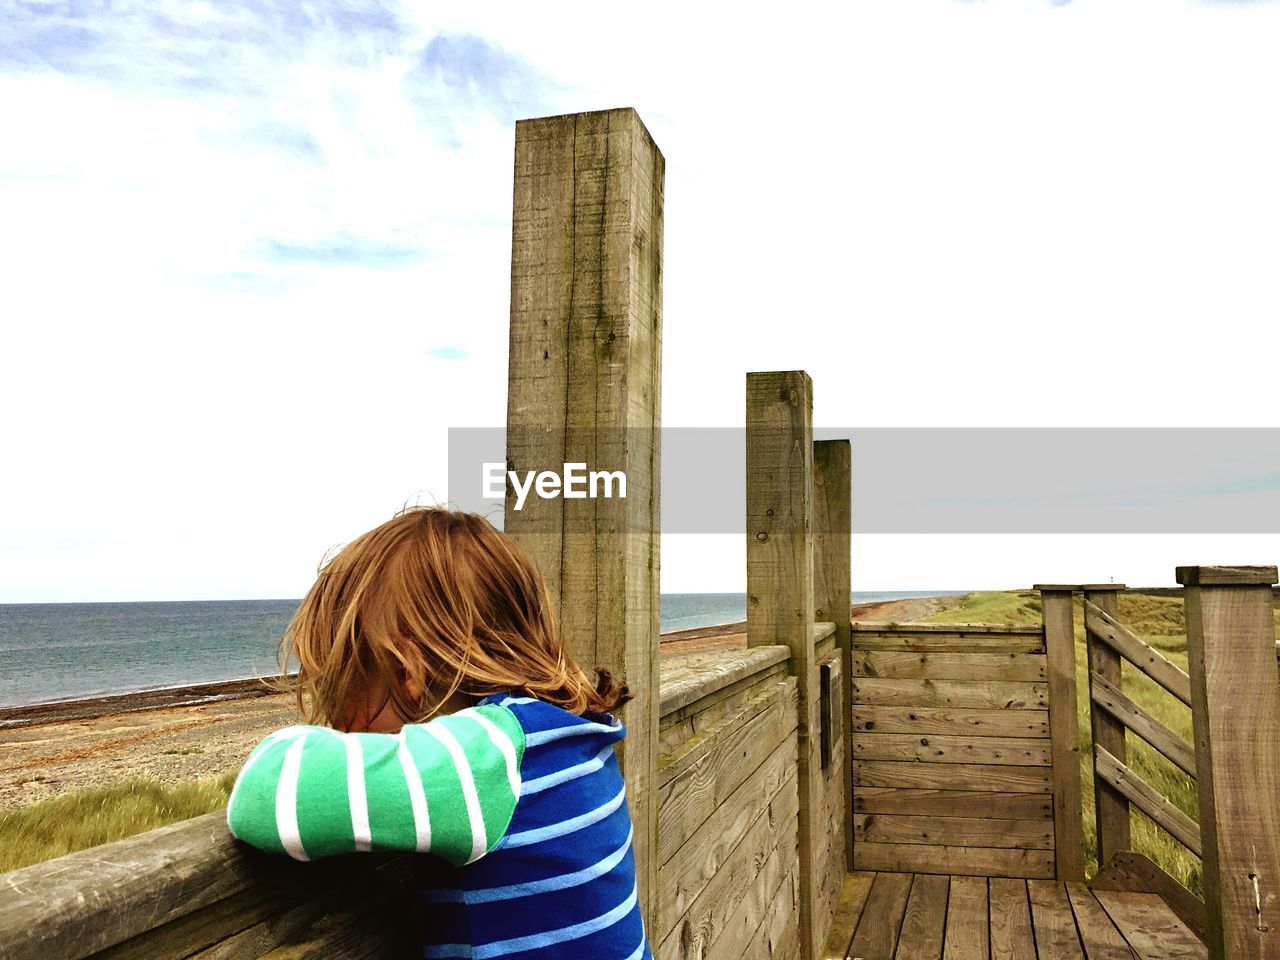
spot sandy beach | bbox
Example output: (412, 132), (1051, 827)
(0, 594), (965, 808)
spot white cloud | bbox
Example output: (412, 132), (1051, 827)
(3, 0), (1280, 600)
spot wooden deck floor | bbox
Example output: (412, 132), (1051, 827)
(823, 872), (1206, 959)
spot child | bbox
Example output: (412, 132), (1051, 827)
(226, 507), (651, 960)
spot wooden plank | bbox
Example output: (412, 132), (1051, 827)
(853, 705), (1050, 739)
(1042, 588), (1086, 881)
(894, 874), (949, 960)
(1180, 565), (1280, 960)
(1094, 745), (1201, 856)
(658, 740), (798, 938)
(1094, 889), (1208, 960)
(1090, 671), (1196, 776)
(852, 623), (1045, 635)
(848, 872), (913, 960)
(988, 878), (1036, 960)
(1090, 850), (1207, 943)
(853, 638), (1047, 654)
(740, 863), (801, 960)
(854, 787), (1053, 820)
(657, 680), (798, 861)
(1085, 588), (1132, 866)
(943, 876), (989, 960)
(505, 107), (664, 933)
(814, 621), (838, 644)
(659, 662), (788, 757)
(855, 843), (1055, 880)
(853, 678), (1048, 709)
(1027, 880), (1086, 959)
(854, 760), (1052, 794)
(855, 650), (1046, 681)
(814, 438), (852, 879)
(853, 732), (1051, 766)
(855, 814), (1053, 850)
(659, 645), (790, 718)
(820, 872), (875, 960)
(746, 369), (819, 960)
(1084, 598), (1192, 706)
(1064, 883), (1135, 960)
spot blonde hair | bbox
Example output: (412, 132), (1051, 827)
(276, 506), (631, 728)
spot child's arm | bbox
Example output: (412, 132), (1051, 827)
(226, 703), (524, 867)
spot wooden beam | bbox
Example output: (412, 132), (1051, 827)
(1179, 564), (1280, 960)
(504, 107), (664, 934)
(746, 369), (819, 959)
(1094, 746), (1202, 857)
(813, 438), (852, 872)
(1039, 587), (1085, 881)
(1090, 671), (1196, 777)
(1090, 850), (1207, 943)
(1084, 587), (1132, 865)
(1084, 598), (1192, 706)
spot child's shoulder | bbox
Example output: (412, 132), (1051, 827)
(472, 693), (625, 745)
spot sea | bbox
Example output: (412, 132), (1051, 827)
(0, 591), (960, 708)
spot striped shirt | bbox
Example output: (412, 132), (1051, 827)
(226, 694), (651, 960)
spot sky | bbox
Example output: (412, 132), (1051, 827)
(3, 0), (1280, 602)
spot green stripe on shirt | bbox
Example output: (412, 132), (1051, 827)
(226, 702), (525, 867)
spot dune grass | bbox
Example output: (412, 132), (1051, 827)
(919, 588), (1267, 898)
(0, 771), (237, 874)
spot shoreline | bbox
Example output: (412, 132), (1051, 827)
(0, 593), (968, 807)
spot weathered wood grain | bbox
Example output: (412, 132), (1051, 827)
(894, 874), (949, 960)
(1180, 565), (1280, 960)
(819, 872), (875, 960)
(1090, 850), (1206, 943)
(1085, 598), (1192, 706)
(988, 878), (1036, 960)
(853, 678), (1048, 710)
(1094, 746), (1201, 856)
(746, 369), (820, 960)
(659, 646), (790, 719)
(855, 843), (1055, 880)
(1094, 889), (1208, 960)
(853, 787), (1053, 820)
(1041, 587), (1085, 881)
(854, 760), (1052, 793)
(943, 876), (990, 960)
(1090, 671), (1196, 776)
(1028, 879), (1085, 959)
(1085, 588), (1132, 867)
(854, 650), (1046, 682)
(848, 872), (912, 960)
(852, 705), (1050, 739)
(505, 107), (665, 932)
(1064, 883), (1134, 960)
(854, 814), (1053, 850)
(853, 732), (1051, 766)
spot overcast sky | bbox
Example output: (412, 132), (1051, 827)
(4, 0), (1280, 602)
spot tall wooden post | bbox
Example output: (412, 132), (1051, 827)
(813, 439), (853, 872)
(1035, 585), (1086, 881)
(504, 108), (663, 935)
(1084, 584), (1130, 868)
(1178, 565), (1280, 960)
(746, 370), (819, 960)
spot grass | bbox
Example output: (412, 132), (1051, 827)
(0, 771), (236, 874)
(920, 588), (1280, 898)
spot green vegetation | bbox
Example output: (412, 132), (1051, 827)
(922, 588), (1238, 897)
(0, 772), (236, 874)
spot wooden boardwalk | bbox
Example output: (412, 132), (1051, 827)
(824, 871), (1206, 960)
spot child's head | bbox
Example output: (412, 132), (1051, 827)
(279, 506), (632, 731)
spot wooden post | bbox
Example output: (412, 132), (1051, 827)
(1177, 565), (1280, 960)
(746, 370), (819, 960)
(504, 108), (663, 935)
(1035, 585), (1087, 882)
(1084, 584), (1130, 869)
(813, 439), (853, 873)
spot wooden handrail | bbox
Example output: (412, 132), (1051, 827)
(1088, 672), (1196, 777)
(1083, 599), (1192, 706)
(1094, 746), (1201, 857)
